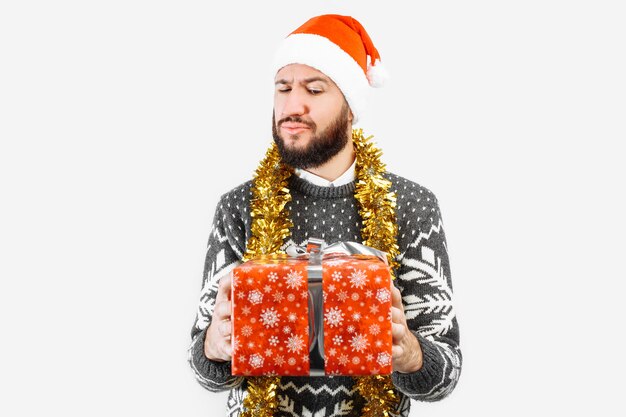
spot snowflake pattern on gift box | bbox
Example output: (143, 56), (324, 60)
(325, 259), (345, 267)
(367, 263), (381, 271)
(248, 290), (263, 305)
(332, 270), (343, 281)
(260, 307), (281, 328)
(322, 256), (394, 375)
(350, 333), (369, 353)
(369, 324), (381, 335)
(284, 269), (304, 289)
(376, 288), (390, 303)
(231, 256), (392, 376)
(324, 307), (344, 328)
(349, 269), (368, 289)
(377, 352), (391, 367)
(231, 261), (312, 376)
(249, 353), (264, 369)
(241, 325), (253, 337)
(286, 334), (305, 353)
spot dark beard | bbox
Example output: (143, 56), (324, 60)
(272, 104), (350, 169)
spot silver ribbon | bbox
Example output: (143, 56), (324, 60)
(285, 238), (389, 265)
(285, 238), (389, 375)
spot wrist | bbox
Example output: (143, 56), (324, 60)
(203, 325), (220, 361)
(409, 333), (423, 372)
(399, 333), (423, 373)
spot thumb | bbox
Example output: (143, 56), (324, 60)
(216, 272), (233, 302)
(390, 281), (404, 312)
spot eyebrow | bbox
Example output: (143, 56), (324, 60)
(275, 77), (330, 86)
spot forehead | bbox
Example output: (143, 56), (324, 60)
(274, 63), (333, 84)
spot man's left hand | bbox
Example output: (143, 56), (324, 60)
(390, 283), (423, 373)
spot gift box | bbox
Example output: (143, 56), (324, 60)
(231, 241), (393, 376)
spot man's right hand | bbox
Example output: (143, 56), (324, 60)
(204, 272), (233, 362)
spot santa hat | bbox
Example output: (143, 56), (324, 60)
(271, 14), (388, 124)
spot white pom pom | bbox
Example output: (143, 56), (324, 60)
(366, 59), (389, 87)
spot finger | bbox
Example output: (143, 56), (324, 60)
(221, 272), (233, 294)
(219, 319), (232, 337)
(222, 339), (233, 359)
(214, 332), (232, 360)
(390, 283), (403, 310)
(205, 328), (229, 362)
(392, 344), (403, 360)
(391, 306), (405, 324)
(391, 322), (405, 343)
(213, 300), (232, 321)
(216, 273), (233, 302)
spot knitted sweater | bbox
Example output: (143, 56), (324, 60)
(188, 172), (462, 417)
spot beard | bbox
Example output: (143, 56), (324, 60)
(272, 103), (351, 169)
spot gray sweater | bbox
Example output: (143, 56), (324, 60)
(188, 172), (462, 417)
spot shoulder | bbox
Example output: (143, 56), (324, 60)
(217, 180), (254, 209)
(212, 180), (254, 228)
(384, 171), (441, 215)
(383, 171), (444, 248)
(384, 171), (437, 198)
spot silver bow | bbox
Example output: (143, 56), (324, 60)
(285, 238), (389, 264)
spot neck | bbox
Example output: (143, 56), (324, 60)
(303, 134), (355, 182)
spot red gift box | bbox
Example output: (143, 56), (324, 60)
(231, 247), (393, 376)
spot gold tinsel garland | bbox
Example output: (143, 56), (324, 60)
(241, 129), (399, 417)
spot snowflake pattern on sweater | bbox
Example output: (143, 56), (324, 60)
(188, 172), (462, 416)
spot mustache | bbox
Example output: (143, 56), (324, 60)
(277, 116), (316, 129)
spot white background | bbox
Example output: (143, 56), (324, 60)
(1, 1), (625, 416)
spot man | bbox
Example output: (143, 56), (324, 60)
(189, 14), (461, 417)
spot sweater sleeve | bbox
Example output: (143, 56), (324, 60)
(391, 195), (462, 401)
(188, 195), (247, 392)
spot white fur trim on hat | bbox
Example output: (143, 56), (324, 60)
(367, 59), (389, 88)
(271, 33), (371, 124)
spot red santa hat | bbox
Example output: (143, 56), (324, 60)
(271, 14), (388, 124)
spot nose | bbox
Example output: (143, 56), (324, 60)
(280, 88), (308, 118)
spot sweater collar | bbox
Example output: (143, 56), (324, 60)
(288, 174), (356, 198)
